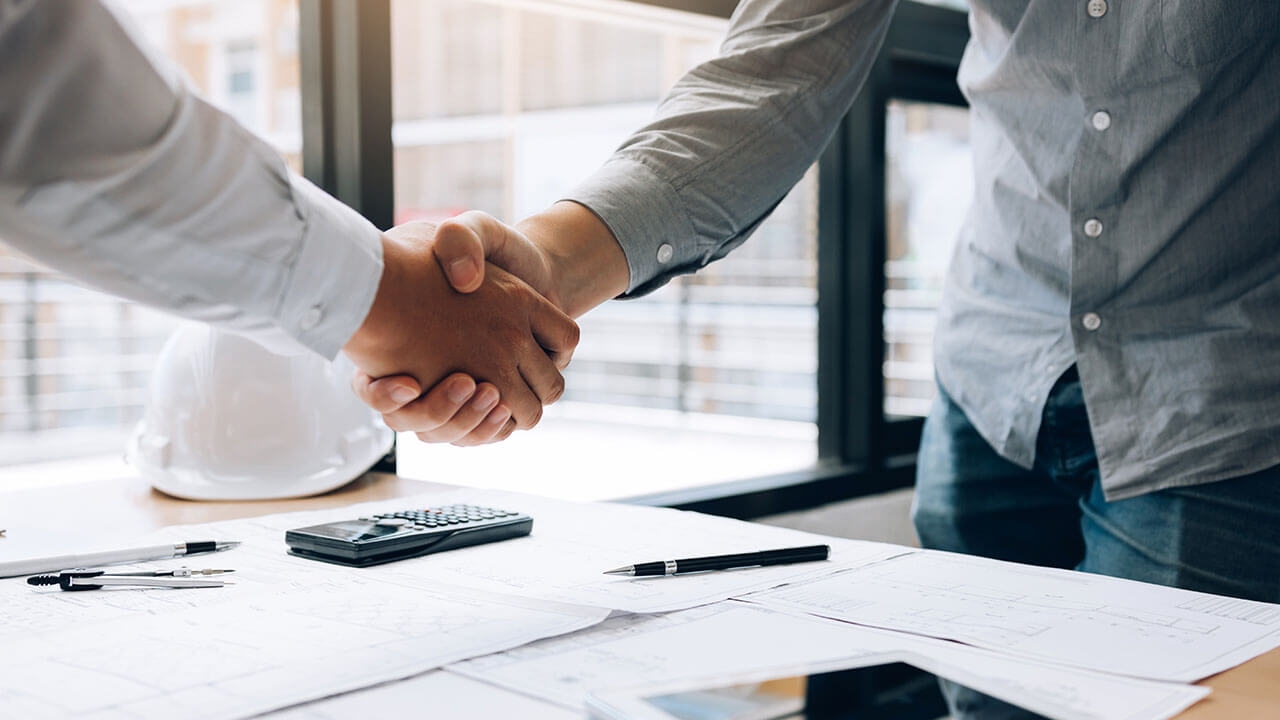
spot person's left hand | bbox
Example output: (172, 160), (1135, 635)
(348, 216), (576, 445)
(342, 220), (578, 446)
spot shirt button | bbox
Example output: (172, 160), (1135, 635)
(300, 305), (324, 330)
(1082, 313), (1102, 331)
(656, 243), (674, 264)
(1091, 111), (1111, 131)
(1083, 218), (1104, 238)
(1087, 0), (1107, 18)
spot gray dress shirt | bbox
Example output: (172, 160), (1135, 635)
(568, 0), (1280, 500)
(0, 0), (383, 359)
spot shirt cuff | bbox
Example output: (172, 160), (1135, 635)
(276, 176), (384, 359)
(565, 157), (700, 297)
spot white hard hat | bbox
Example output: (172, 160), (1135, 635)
(128, 324), (394, 500)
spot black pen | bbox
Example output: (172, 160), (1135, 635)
(603, 544), (830, 577)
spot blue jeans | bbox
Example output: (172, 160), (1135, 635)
(912, 367), (1280, 720)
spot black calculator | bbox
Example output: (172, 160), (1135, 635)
(285, 504), (532, 567)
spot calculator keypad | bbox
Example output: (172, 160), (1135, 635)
(373, 505), (517, 530)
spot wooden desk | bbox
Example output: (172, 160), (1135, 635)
(2, 473), (1277, 718)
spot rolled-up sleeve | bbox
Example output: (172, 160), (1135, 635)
(567, 0), (896, 296)
(0, 0), (382, 359)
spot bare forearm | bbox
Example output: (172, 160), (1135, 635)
(516, 201), (629, 318)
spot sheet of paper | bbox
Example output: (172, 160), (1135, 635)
(450, 601), (1208, 720)
(878, 621), (1210, 720)
(0, 575), (603, 720)
(372, 488), (912, 613)
(744, 549), (1280, 682)
(0, 493), (613, 720)
(0, 486), (895, 719)
(133, 487), (911, 615)
(449, 602), (890, 709)
(264, 670), (577, 720)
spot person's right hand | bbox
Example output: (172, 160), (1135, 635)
(353, 206), (626, 444)
(342, 221), (579, 438)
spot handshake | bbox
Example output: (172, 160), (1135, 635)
(341, 203), (628, 446)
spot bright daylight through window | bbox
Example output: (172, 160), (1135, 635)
(390, 0), (820, 501)
(883, 100), (972, 419)
(0, 0), (818, 501)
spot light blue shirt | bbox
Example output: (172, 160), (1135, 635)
(568, 0), (1280, 500)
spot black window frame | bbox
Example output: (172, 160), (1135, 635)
(297, 0), (970, 519)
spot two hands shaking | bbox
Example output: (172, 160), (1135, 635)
(341, 202), (630, 446)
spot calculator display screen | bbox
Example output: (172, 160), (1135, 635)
(305, 520), (403, 542)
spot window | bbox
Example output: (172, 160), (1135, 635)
(3, 0), (973, 518)
(883, 101), (972, 418)
(0, 0), (301, 474)
(389, 0), (819, 501)
(226, 39), (260, 128)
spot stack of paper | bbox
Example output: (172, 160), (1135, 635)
(740, 550), (1280, 681)
(0, 488), (892, 719)
(448, 602), (1210, 720)
(3, 486), (1277, 720)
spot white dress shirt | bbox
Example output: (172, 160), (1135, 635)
(0, 0), (383, 359)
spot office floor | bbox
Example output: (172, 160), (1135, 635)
(0, 436), (919, 555)
(0, 453), (134, 493)
(0, 398), (917, 553)
(0, 401), (818, 502)
(759, 487), (920, 548)
(395, 401), (818, 501)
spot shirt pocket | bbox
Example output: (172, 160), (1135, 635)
(1161, 0), (1279, 68)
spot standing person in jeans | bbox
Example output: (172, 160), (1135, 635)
(362, 2), (1280, 714)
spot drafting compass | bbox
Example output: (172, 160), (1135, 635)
(26, 567), (234, 591)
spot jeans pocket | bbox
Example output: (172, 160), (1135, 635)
(1161, 0), (1279, 68)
